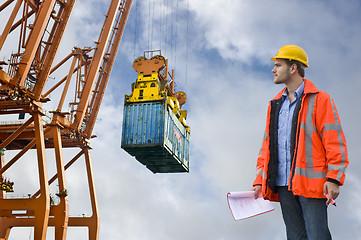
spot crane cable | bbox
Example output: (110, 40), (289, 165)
(147, 2), (151, 52)
(159, 0), (163, 50)
(173, 0), (179, 74)
(185, 0), (189, 93)
(164, 0), (168, 55)
(133, 0), (138, 59)
(133, 0), (189, 93)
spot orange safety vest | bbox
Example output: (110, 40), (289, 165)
(253, 79), (349, 201)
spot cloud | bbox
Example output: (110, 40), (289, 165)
(1, 0), (360, 239)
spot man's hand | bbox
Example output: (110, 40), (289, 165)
(323, 181), (340, 206)
(252, 185), (262, 199)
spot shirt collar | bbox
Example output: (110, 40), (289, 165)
(282, 81), (305, 100)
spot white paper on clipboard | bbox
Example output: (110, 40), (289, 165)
(227, 191), (274, 220)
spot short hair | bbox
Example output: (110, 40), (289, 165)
(285, 60), (305, 78)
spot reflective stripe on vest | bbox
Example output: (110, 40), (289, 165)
(256, 131), (268, 178)
(256, 168), (264, 178)
(295, 94), (347, 181)
(258, 131), (268, 156)
(296, 94), (326, 179)
(329, 98), (347, 181)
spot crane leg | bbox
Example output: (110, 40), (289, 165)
(84, 148), (99, 240)
(52, 125), (69, 240)
(53, 198), (69, 240)
(0, 224), (11, 240)
(33, 111), (50, 240)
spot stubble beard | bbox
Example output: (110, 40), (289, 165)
(273, 71), (290, 85)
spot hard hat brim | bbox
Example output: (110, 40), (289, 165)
(270, 57), (309, 68)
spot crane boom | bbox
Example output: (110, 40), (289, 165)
(85, 0), (132, 137)
(0, 0), (133, 239)
(71, 0), (133, 136)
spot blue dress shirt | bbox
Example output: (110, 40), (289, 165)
(276, 81), (305, 186)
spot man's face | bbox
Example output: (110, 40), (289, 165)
(272, 59), (290, 84)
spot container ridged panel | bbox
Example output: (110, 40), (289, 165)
(121, 100), (189, 173)
(122, 102), (164, 146)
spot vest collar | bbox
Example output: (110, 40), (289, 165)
(272, 79), (319, 100)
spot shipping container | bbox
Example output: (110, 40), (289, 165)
(121, 100), (190, 173)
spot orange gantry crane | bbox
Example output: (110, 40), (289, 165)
(0, 0), (132, 239)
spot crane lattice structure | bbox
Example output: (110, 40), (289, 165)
(0, 0), (133, 239)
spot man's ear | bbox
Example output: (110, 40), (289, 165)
(290, 63), (297, 74)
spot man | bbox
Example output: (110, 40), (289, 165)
(252, 45), (348, 239)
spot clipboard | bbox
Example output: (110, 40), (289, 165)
(227, 191), (275, 220)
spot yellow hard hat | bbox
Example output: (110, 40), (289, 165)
(271, 45), (309, 68)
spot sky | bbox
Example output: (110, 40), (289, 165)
(1, 0), (361, 239)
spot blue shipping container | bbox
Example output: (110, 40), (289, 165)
(121, 100), (190, 173)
